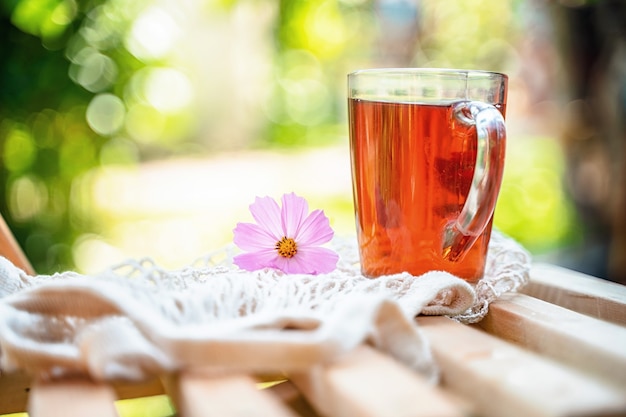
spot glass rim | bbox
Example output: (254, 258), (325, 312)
(348, 67), (508, 80)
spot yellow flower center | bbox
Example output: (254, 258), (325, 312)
(276, 236), (297, 258)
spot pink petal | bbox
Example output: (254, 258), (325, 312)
(294, 209), (334, 247)
(272, 246), (338, 275)
(271, 256), (300, 274)
(249, 196), (283, 239)
(280, 193), (308, 238)
(233, 250), (279, 271)
(233, 222), (276, 251)
(296, 246), (339, 274)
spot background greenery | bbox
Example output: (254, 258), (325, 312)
(1, 0), (580, 275)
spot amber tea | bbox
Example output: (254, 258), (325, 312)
(348, 68), (507, 282)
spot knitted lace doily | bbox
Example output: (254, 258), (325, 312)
(185, 229), (530, 323)
(0, 230), (530, 382)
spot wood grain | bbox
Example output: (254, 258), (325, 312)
(416, 316), (626, 417)
(173, 372), (298, 417)
(28, 378), (118, 417)
(0, 213), (34, 275)
(523, 263), (626, 325)
(477, 292), (626, 389)
(0, 371), (30, 414)
(290, 344), (465, 417)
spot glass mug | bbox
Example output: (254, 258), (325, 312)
(348, 68), (507, 282)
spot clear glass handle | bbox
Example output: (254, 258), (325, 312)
(442, 101), (506, 262)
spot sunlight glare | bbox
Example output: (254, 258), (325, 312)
(144, 68), (193, 113)
(126, 6), (181, 61)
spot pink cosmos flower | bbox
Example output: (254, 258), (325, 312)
(233, 193), (339, 275)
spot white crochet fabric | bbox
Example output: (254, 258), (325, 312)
(0, 230), (530, 383)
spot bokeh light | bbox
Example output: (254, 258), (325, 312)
(1, 0), (604, 279)
(126, 5), (181, 61)
(85, 93), (125, 136)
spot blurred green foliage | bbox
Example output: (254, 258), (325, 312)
(2, 0), (92, 272)
(1, 0), (148, 272)
(0, 0), (369, 273)
(494, 136), (582, 254)
(1, 0), (578, 274)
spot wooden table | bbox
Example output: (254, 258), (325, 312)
(1, 263), (625, 417)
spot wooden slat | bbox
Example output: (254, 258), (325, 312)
(0, 371), (30, 414)
(290, 344), (465, 417)
(112, 376), (166, 401)
(0, 371), (167, 414)
(523, 263), (626, 325)
(268, 380), (321, 417)
(477, 293), (626, 389)
(416, 316), (626, 417)
(28, 378), (119, 417)
(0, 212), (35, 275)
(173, 372), (298, 417)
